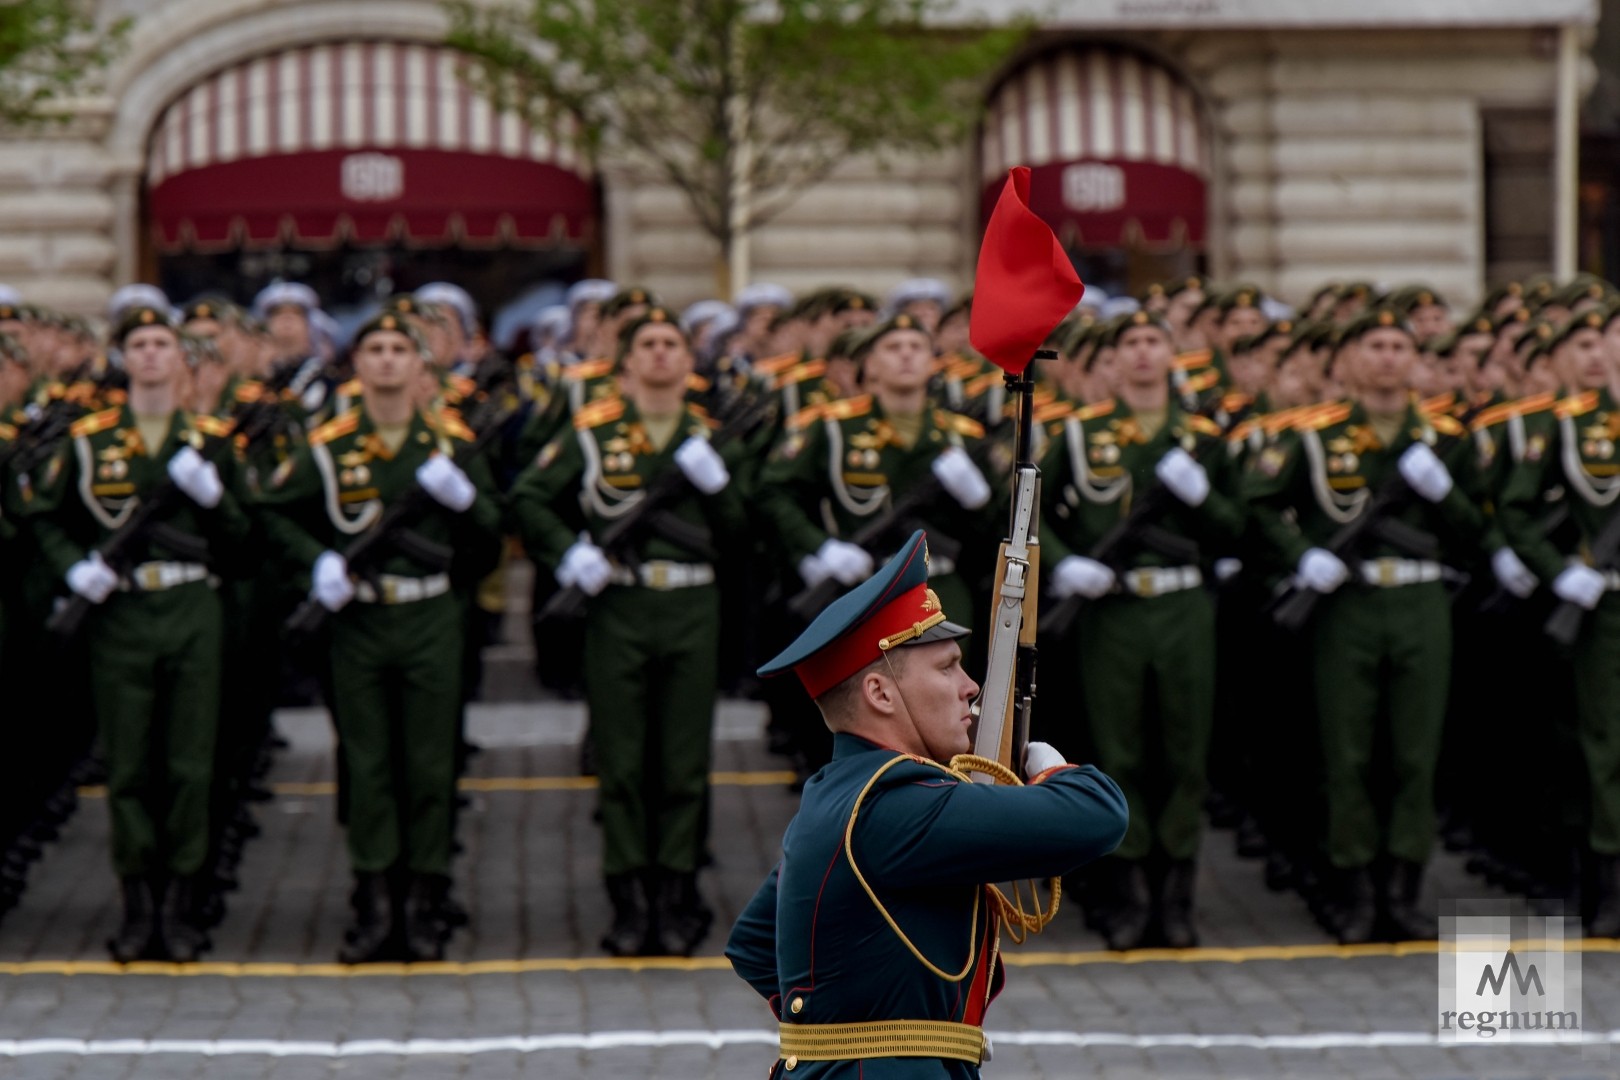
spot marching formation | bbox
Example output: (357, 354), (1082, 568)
(0, 268), (1613, 963)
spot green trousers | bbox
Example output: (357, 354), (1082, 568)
(90, 581), (223, 878)
(584, 582), (719, 877)
(1574, 593), (1620, 855)
(329, 593), (462, 874)
(1077, 586), (1214, 861)
(1311, 582), (1450, 869)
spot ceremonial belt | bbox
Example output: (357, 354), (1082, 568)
(120, 561), (210, 592)
(1120, 564), (1202, 598)
(606, 560), (715, 590)
(1357, 558), (1441, 588)
(777, 1019), (986, 1067)
(354, 572), (451, 605)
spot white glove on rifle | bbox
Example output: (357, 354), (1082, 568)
(1051, 555), (1115, 600)
(415, 455), (477, 513)
(1297, 547), (1349, 594)
(1155, 447), (1209, 508)
(1491, 547), (1538, 600)
(167, 446), (223, 509)
(1023, 741), (1068, 776)
(1553, 564), (1606, 611)
(674, 436), (729, 494)
(1397, 443), (1453, 504)
(65, 551), (118, 604)
(798, 554), (833, 589)
(931, 446), (991, 510)
(312, 550), (355, 612)
(817, 538), (873, 586)
(557, 533), (613, 597)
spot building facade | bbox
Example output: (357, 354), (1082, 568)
(0, 0), (1599, 322)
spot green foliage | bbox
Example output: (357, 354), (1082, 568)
(447, 0), (1026, 248)
(0, 0), (129, 126)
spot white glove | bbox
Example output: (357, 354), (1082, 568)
(797, 554), (833, 588)
(415, 455), (476, 513)
(166, 446), (223, 509)
(1491, 547), (1538, 600)
(817, 538), (874, 586)
(1155, 447), (1209, 507)
(1051, 555), (1115, 599)
(1553, 564), (1606, 611)
(557, 534), (613, 596)
(65, 551), (118, 604)
(312, 550), (355, 612)
(1297, 547), (1349, 594)
(1023, 741), (1068, 776)
(1214, 557), (1243, 583)
(1398, 443), (1453, 504)
(931, 447), (991, 510)
(674, 436), (729, 495)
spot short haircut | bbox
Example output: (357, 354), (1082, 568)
(815, 650), (909, 728)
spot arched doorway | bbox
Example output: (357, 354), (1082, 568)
(981, 46), (1209, 301)
(141, 40), (597, 337)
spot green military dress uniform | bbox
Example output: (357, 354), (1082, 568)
(509, 393), (747, 948)
(258, 406), (502, 879)
(1498, 385), (1620, 919)
(27, 404), (250, 881)
(1037, 395), (1244, 946)
(1244, 398), (1483, 888)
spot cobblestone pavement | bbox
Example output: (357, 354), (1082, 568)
(0, 699), (1615, 1079)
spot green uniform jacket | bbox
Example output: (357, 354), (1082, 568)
(755, 395), (1001, 570)
(1038, 397), (1246, 568)
(508, 395), (747, 572)
(726, 733), (1127, 1079)
(1243, 399), (1484, 567)
(26, 404), (252, 583)
(255, 406), (502, 587)
(1468, 392), (1559, 560)
(1498, 387), (1620, 584)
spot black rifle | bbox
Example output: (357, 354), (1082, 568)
(533, 387), (776, 627)
(1546, 501), (1620, 646)
(1269, 406), (1484, 632)
(283, 361), (518, 638)
(47, 375), (294, 640)
(1036, 442), (1207, 638)
(0, 362), (118, 477)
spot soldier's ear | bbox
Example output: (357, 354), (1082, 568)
(861, 669), (898, 717)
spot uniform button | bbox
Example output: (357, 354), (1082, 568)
(790, 997), (803, 1014)
(784, 1055), (798, 1071)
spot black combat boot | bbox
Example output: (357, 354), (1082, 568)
(1381, 860), (1438, 941)
(1330, 867), (1376, 945)
(1588, 855), (1620, 938)
(338, 872), (397, 964)
(403, 874), (448, 962)
(107, 876), (158, 963)
(601, 873), (650, 957)
(1157, 859), (1199, 949)
(1101, 860), (1152, 951)
(158, 876), (211, 963)
(648, 870), (713, 957)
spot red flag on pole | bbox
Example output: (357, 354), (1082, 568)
(969, 166), (1085, 375)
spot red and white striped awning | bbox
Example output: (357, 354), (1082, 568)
(146, 41), (596, 252)
(981, 48), (1209, 249)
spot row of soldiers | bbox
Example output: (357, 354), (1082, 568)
(0, 266), (1614, 965)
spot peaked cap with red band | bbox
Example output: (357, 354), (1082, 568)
(757, 530), (971, 698)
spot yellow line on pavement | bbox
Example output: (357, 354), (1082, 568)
(76, 771), (798, 799)
(6, 938), (1616, 979)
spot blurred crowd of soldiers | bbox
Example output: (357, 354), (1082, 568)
(0, 263), (1615, 965)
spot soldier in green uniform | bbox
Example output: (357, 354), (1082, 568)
(257, 312), (503, 962)
(509, 307), (747, 957)
(1037, 310), (1246, 949)
(1497, 306), (1620, 935)
(1244, 306), (1484, 943)
(727, 530), (1127, 1078)
(27, 306), (250, 962)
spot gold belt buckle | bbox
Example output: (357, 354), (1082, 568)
(137, 563), (163, 590)
(382, 578), (400, 604)
(1136, 571), (1157, 598)
(1377, 559), (1397, 587)
(648, 562), (670, 589)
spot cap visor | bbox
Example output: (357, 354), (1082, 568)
(902, 620), (972, 646)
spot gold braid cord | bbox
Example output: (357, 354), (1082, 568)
(947, 755), (1063, 945)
